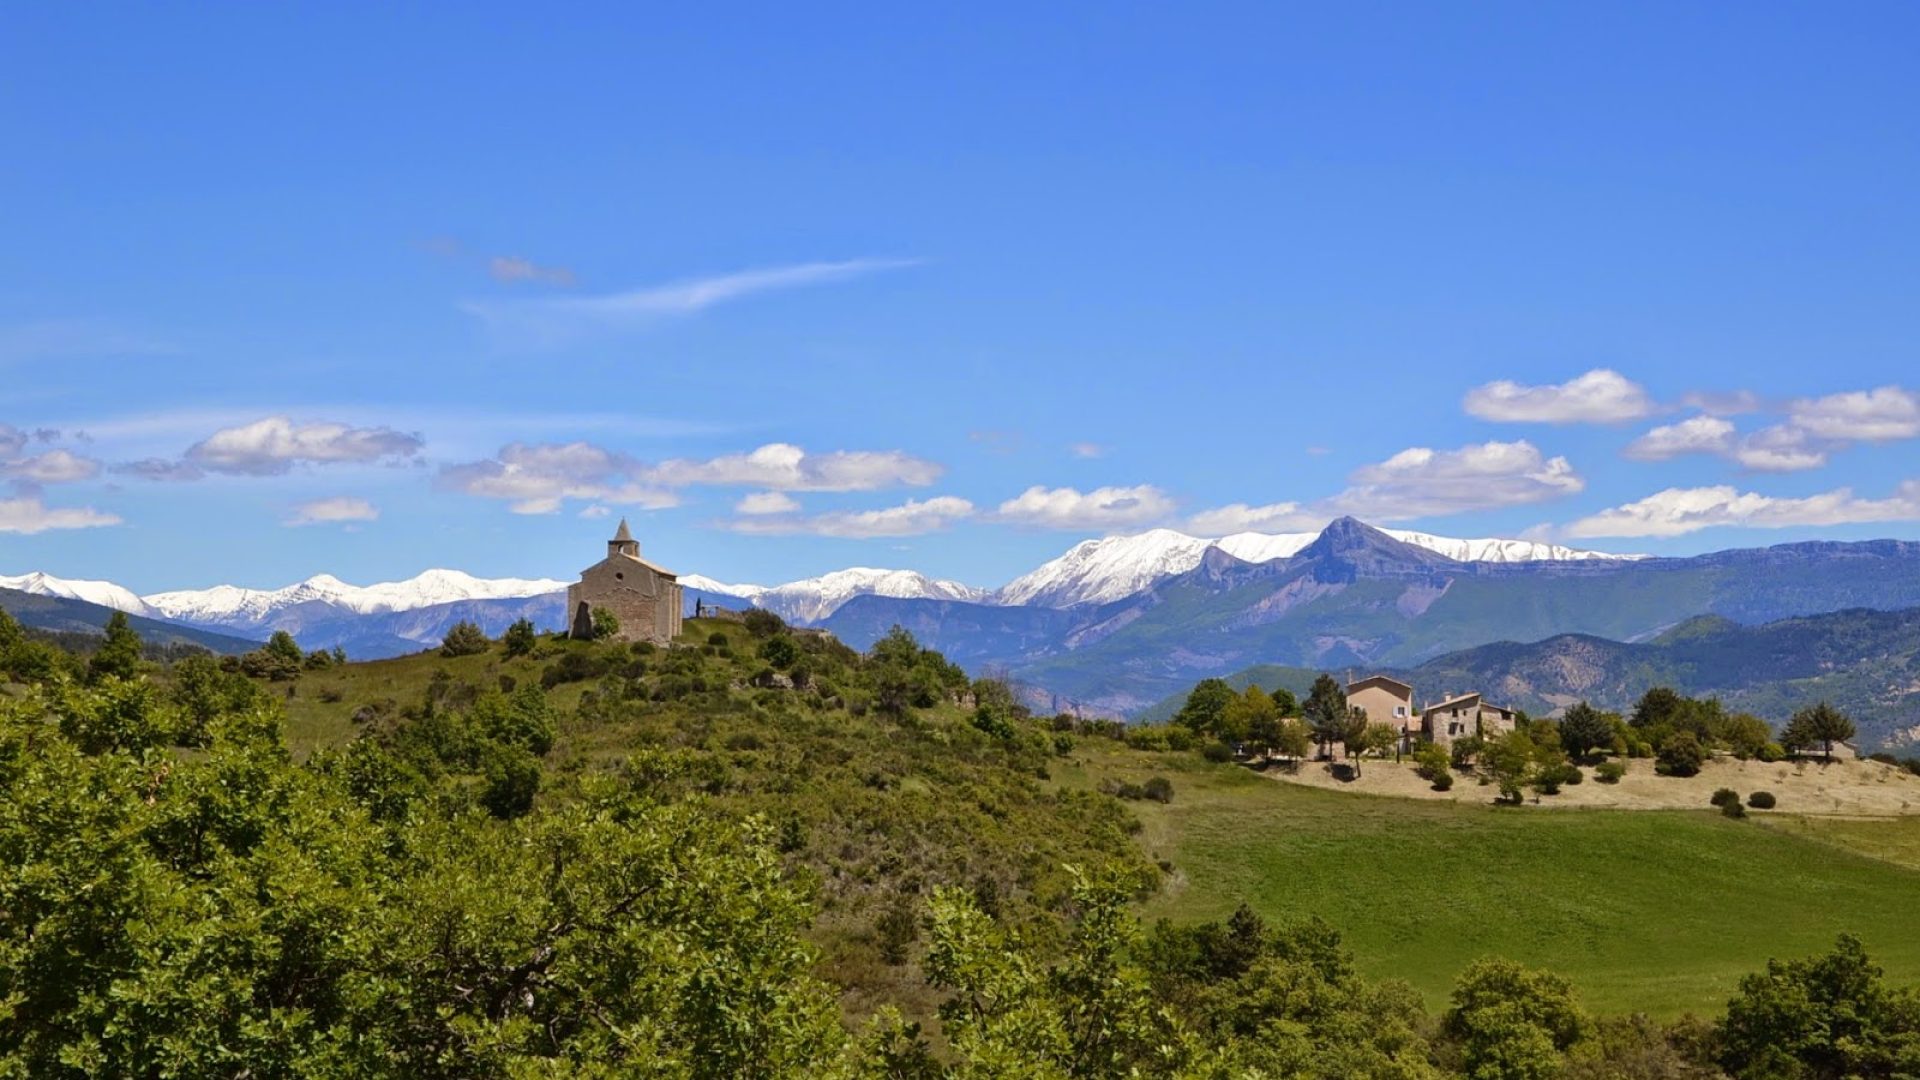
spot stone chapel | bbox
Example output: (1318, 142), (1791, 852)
(566, 519), (684, 644)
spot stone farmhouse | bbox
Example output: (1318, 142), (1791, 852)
(567, 519), (684, 645)
(1344, 675), (1518, 750)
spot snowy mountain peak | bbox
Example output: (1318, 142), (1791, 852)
(0, 571), (155, 617)
(753, 567), (988, 624)
(143, 568), (570, 626)
(992, 522), (1645, 609)
(679, 574), (767, 599)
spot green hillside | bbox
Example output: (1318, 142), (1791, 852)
(1066, 744), (1920, 1017)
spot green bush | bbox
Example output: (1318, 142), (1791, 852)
(1655, 732), (1705, 777)
(1710, 787), (1740, 808)
(1748, 790), (1777, 810)
(706, 631), (729, 647)
(1721, 800), (1747, 819)
(1595, 759), (1627, 783)
(1201, 741), (1234, 763)
(1432, 771), (1455, 792)
(1757, 741), (1787, 763)
(1142, 776), (1175, 803)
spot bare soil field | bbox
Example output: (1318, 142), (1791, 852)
(1262, 753), (1920, 816)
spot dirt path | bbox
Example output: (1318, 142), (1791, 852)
(1259, 754), (1920, 817)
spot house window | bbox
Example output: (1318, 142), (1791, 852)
(1394, 706), (1407, 718)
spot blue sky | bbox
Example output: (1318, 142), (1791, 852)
(3, 3), (1919, 593)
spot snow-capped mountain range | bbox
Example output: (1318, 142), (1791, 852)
(1, 524), (1643, 650)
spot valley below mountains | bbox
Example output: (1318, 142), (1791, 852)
(6, 518), (1920, 747)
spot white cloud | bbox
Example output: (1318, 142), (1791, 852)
(579, 504), (612, 519)
(994, 485), (1177, 530)
(438, 441), (677, 515)
(735, 491), (800, 515)
(1565, 480), (1920, 539)
(1463, 368), (1656, 424)
(1785, 386), (1920, 442)
(463, 258), (919, 346)
(1069, 442), (1108, 459)
(0, 449), (101, 484)
(645, 443), (942, 491)
(724, 495), (975, 538)
(1329, 440), (1584, 518)
(0, 495), (121, 534)
(1187, 501), (1325, 535)
(186, 416), (423, 475)
(1623, 416), (1736, 461)
(1186, 440), (1584, 534)
(286, 496), (379, 526)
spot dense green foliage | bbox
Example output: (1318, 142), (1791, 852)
(6, 613), (1920, 1076)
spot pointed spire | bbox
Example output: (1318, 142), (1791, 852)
(612, 517), (634, 543)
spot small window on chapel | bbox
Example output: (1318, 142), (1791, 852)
(614, 572), (624, 580)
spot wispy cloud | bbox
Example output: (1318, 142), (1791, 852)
(185, 417), (424, 476)
(287, 496), (380, 526)
(722, 495), (974, 538)
(488, 255), (577, 287)
(646, 442), (941, 492)
(461, 257), (920, 348)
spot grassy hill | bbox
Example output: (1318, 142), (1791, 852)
(1140, 606), (1920, 747)
(266, 618), (1920, 1024)
(1060, 742), (1920, 1017)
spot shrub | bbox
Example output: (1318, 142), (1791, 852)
(439, 621), (491, 658)
(1748, 790), (1777, 810)
(1655, 732), (1705, 777)
(706, 631), (729, 647)
(1710, 788), (1740, 808)
(1720, 800), (1747, 819)
(741, 608), (786, 638)
(1142, 776), (1175, 803)
(1595, 759), (1626, 783)
(759, 635), (799, 669)
(589, 607), (620, 640)
(1757, 741), (1787, 763)
(1432, 772), (1455, 792)
(1201, 741), (1234, 764)
(501, 617), (538, 658)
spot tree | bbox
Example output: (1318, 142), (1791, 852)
(1175, 678), (1236, 738)
(1444, 957), (1587, 1080)
(1269, 686), (1299, 717)
(501, 617), (538, 658)
(264, 629), (304, 665)
(1483, 731), (1539, 803)
(1719, 934), (1920, 1079)
(440, 620), (491, 658)
(1558, 702), (1613, 761)
(1273, 718), (1312, 763)
(1220, 685), (1276, 748)
(1347, 722), (1398, 778)
(1714, 712), (1773, 759)
(1655, 731), (1705, 777)
(1782, 702), (1856, 758)
(759, 634), (800, 670)
(589, 606), (620, 640)
(1630, 687), (1683, 730)
(1303, 673), (1349, 759)
(86, 610), (144, 683)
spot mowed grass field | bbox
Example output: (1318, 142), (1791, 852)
(1064, 743), (1920, 1018)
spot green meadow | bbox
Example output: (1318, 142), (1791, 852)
(1064, 743), (1920, 1017)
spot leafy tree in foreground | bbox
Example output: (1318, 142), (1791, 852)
(1719, 934), (1920, 1079)
(1270, 685), (1299, 718)
(1303, 672), (1349, 759)
(589, 605), (620, 640)
(1444, 957), (1587, 1080)
(1656, 731), (1706, 777)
